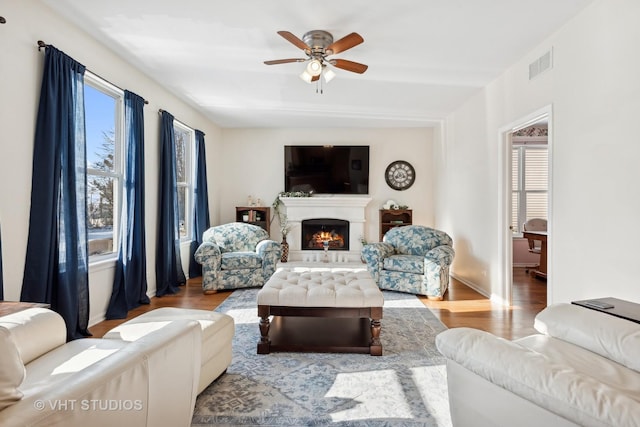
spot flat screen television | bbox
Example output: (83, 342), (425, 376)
(284, 145), (370, 194)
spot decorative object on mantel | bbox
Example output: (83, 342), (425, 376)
(272, 191), (311, 262)
(385, 160), (415, 191)
(280, 235), (290, 263)
(280, 215), (291, 263)
(271, 191), (312, 232)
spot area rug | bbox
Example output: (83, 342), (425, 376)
(192, 288), (451, 427)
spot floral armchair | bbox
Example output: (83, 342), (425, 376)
(361, 225), (455, 300)
(194, 222), (281, 293)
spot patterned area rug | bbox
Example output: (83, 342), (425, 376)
(192, 288), (451, 427)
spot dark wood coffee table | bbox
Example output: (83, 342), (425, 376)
(257, 268), (384, 356)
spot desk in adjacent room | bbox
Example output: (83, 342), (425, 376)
(522, 230), (547, 279)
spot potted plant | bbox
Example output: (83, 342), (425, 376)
(271, 191), (312, 263)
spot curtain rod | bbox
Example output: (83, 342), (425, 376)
(37, 40), (149, 105)
(158, 109), (204, 136)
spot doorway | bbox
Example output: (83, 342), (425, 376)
(498, 106), (552, 307)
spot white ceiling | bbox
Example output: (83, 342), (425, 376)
(41, 0), (593, 129)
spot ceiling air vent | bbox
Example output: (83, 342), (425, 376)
(529, 48), (553, 80)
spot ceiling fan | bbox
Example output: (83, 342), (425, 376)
(264, 30), (368, 88)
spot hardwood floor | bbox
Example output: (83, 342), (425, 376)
(419, 267), (547, 340)
(89, 267), (547, 340)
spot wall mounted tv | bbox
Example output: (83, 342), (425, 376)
(284, 145), (370, 194)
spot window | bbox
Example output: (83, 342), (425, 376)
(84, 73), (124, 258)
(511, 143), (548, 234)
(174, 123), (194, 240)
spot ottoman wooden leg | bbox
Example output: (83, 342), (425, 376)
(258, 306), (271, 354)
(370, 318), (382, 356)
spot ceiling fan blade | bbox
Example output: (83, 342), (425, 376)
(264, 58), (307, 65)
(326, 32), (364, 55)
(330, 59), (368, 74)
(277, 31), (310, 51)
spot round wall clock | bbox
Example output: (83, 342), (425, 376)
(385, 160), (415, 191)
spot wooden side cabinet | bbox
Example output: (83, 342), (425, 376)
(236, 206), (270, 234)
(379, 209), (412, 240)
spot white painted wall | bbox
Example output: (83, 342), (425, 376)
(218, 128), (435, 243)
(0, 1), (222, 325)
(436, 0), (640, 304)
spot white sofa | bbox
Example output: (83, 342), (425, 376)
(436, 303), (640, 427)
(0, 306), (233, 427)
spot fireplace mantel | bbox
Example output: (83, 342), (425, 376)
(280, 195), (372, 209)
(280, 195), (372, 262)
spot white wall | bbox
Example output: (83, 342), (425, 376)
(218, 128), (435, 243)
(0, 1), (222, 325)
(436, 0), (640, 304)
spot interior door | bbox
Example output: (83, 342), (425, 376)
(499, 106), (552, 307)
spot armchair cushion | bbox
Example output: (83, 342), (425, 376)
(203, 222), (269, 253)
(221, 252), (262, 270)
(383, 255), (423, 274)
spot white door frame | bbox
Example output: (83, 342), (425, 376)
(497, 104), (553, 306)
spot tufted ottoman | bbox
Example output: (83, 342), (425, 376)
(257, 267), (384, 356)
(102, 307), (234, 394)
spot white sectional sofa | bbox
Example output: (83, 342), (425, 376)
(102, 307), (234, 394)
(0, 306), (233, 427)
(436, 303), (640, 427)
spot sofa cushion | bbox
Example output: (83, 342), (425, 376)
(437, 327), (640, 427)
(0, 308), (66, 364)
(221, 251), (262, 270)
(516, 334), (640, 402)
(205, 222), (268, 253)
(382, 254), (423, 274)
(534, 303), (640, 373)
(0, 327), (26, 410)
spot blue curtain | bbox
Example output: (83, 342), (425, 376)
(21, 46), (90, 341)
(106, 91), (150, 319)
(156, 111), (185, 296)
(188, 130), (210, 278)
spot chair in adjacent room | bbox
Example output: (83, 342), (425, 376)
(195, 222), (281, 293)
(361, 225), (455, 300)
(523, 218), (547, 273)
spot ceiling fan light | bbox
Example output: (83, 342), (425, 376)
(323, 68), (336, 83)
(299, 70), (313, 83)
(306, 59), (322, 76)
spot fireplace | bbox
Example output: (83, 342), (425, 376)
(301, 218), (349, 251)
(279, 195), (372, 262)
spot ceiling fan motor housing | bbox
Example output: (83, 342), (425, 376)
(303, 30), (333, 56)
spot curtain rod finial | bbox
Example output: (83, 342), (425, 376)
(0, 17), (6, 24)
(37, 40), (47, 51)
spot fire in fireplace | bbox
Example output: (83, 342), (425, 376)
(301, 218), (349, 251)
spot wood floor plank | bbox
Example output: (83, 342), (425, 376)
(89, 268), (547, 340)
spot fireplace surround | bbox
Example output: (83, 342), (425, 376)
(279, 195), (372, 263)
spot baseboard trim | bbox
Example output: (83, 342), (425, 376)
(450, 273), (490, 299)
